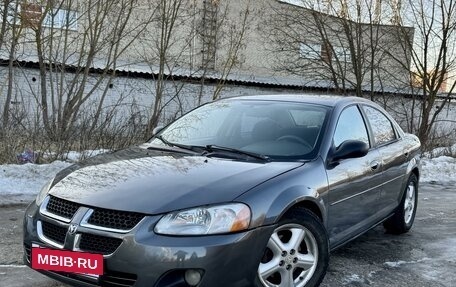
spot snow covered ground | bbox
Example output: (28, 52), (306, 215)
(0, 149), (455, 205)
(421, 143), (456, 184)
(0, 161), (72, 205)
(421, 156), (456, 183)
(0, 149), (108, 205)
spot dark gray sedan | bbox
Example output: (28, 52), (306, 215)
(23, 95), (421, 287)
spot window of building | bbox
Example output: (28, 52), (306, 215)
(21, 3), (42, 28)
(321, 42), (332, 63)
(299, 43), (321, 60)
(43, 8), (78, 30)
(2, 1), (21, 25)
(2, 2), (77, 30)
(278, 0), (306, 8)
(332, 46), (351, 62)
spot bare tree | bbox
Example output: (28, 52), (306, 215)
(210, 0), (253, 101)
(386, 0), (456, 147)
(264, 0), (409, 97)
(1, 0), (25, 127)
(138, 0), (255, 137)
(193, 0), (254, 103)
(0, 0), (12, 54)
(133, 0), (191, 137)
(27, 0), (153, 146)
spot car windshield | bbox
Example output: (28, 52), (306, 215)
(149, 99), (329, 160)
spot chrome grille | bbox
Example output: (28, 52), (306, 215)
(101, 271), (138, 287)
(41, 221), (67, 245)
(24, 244), (32, 263)
(39, 196), (143, 256)
(44, 196), (144, 232)
(87, 208), (144, 231)
(46, 196), (79, 220)
(79, 233), (123, 255)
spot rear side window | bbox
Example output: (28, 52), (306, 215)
(333, 106), (370, 149)
(362, 106), (396, 145)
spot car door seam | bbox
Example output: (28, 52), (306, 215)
(330, 174), (404, 206)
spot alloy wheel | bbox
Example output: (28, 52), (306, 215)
(258, 224), (318, 287)
(404, 183), (416, 225)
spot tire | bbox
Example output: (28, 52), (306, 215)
(255, 209), (329, 287)
(383, 174), (418, 234)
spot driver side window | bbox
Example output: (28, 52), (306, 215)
(333, 106), (370, 149)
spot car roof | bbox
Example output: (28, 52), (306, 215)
(225, 94), (374, 108)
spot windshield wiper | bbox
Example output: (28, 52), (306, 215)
(205, 145), (269, 161)
(150, 139), (269, 161)
(150, 136), (202, 153)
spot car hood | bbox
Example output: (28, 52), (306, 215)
(48, 146), (302, 214)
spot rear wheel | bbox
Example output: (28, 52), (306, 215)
(256, 209), (328, 287)
(384, 174), (418, 234)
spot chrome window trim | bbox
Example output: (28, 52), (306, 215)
(330, 174), (405, 206)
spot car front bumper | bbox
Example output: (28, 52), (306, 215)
(23, 201), (274, 287)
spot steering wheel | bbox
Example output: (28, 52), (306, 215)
(277, 135), (313, 150)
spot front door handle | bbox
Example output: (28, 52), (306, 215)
(370, 161), (380, 170)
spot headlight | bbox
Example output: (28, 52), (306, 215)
(154, 203), (251, 235)
(35, 178), (54, 206)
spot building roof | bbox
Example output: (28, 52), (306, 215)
(1, 55), (416, 96)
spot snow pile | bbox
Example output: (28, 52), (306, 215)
(420, 156), (456, 184)
(423, 143), (456, 158)
(65, 149), (109, 162)
(43, 149), (110, 163)
(0, 161), (72, 205)
(420, 144), (456, 183)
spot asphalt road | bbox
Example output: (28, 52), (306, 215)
(1, 182), (455, 287)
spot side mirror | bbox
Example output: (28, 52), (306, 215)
(152, 126), (164, 136)
(331, 140), (369, 163)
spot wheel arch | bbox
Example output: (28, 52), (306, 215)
(283, 200), (324, 223)
(250, 181), (329, 228)
(274, 195), (327, 228)
(412, 167), (420, 181)
(406, 155), (420, 180)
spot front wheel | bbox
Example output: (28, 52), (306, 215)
(384, 173), (418, 234)
(256, 209), (329, 287)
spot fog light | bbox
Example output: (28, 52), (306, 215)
(184, 269), (202, 286)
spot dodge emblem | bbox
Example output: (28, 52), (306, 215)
(68, 224), (78, 235)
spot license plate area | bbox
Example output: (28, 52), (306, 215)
(32, 244), (104, 277)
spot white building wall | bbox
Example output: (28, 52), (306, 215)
(1, 65), (455, 141)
